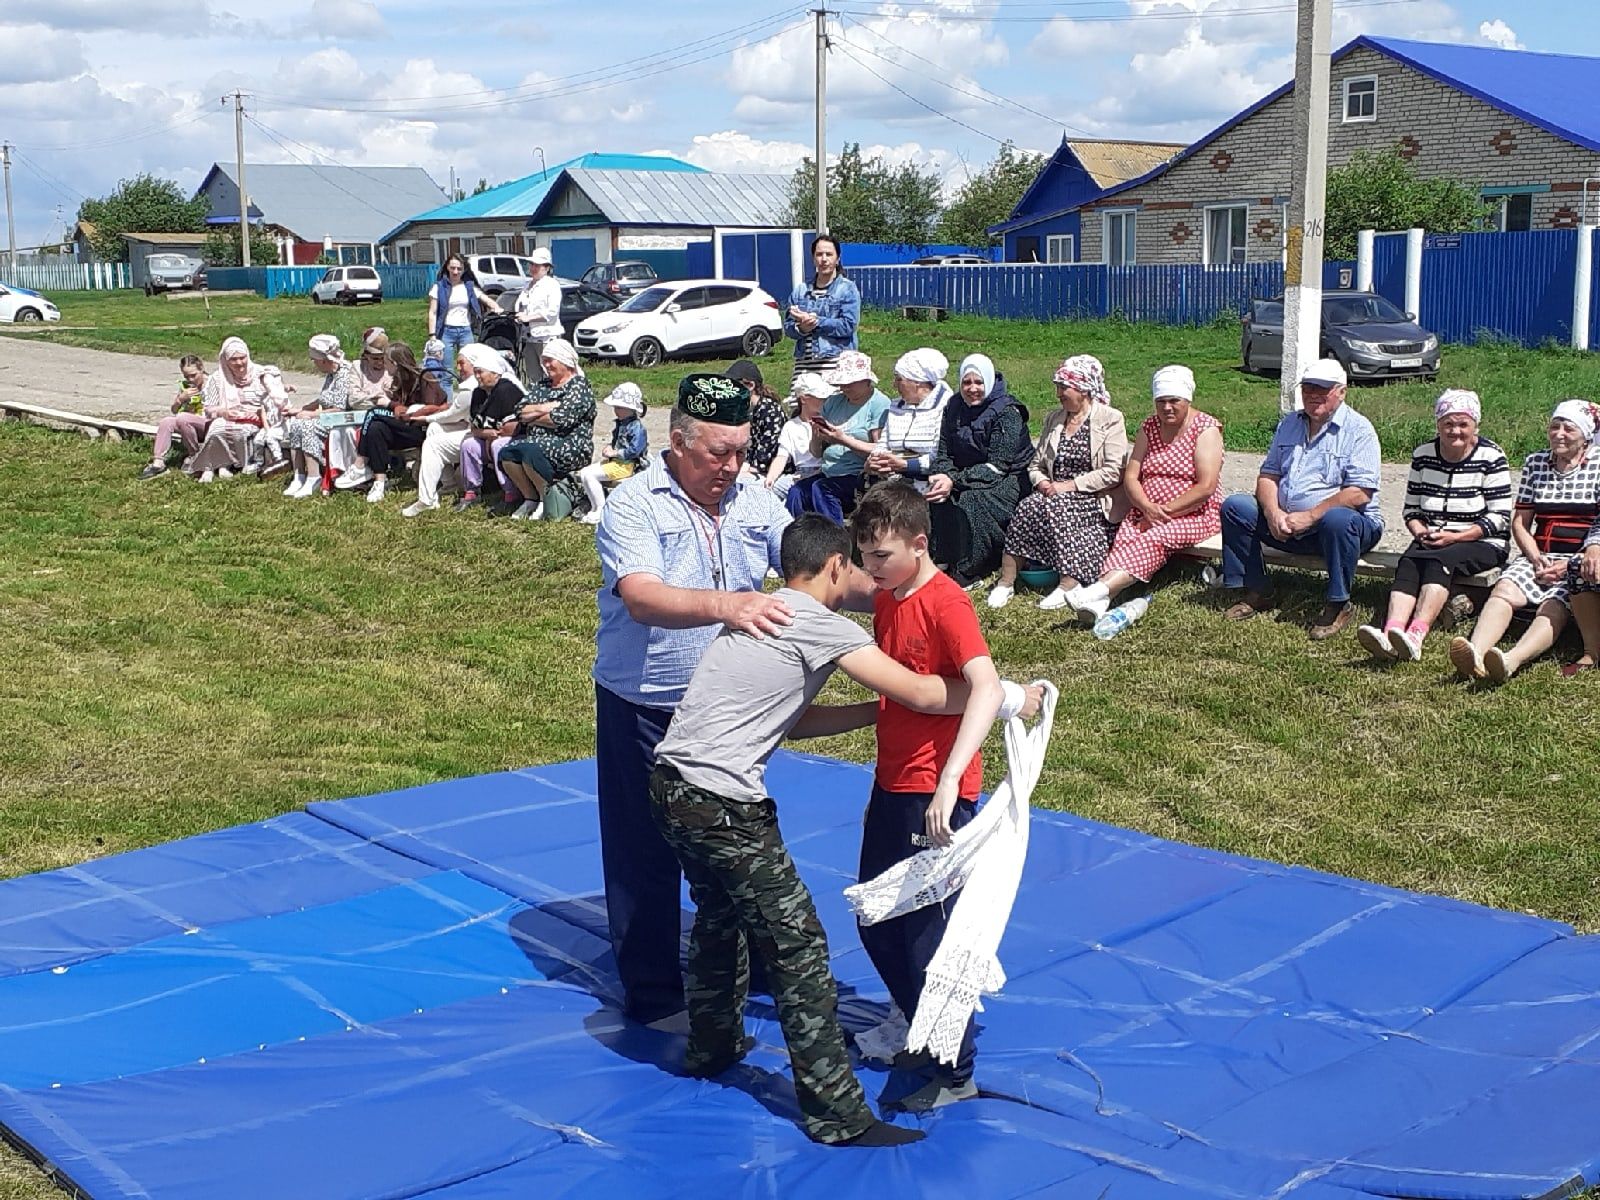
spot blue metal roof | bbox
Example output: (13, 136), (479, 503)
(385, 153), (705, 238)
(1364, 36), (1600, 155)
(1080, 36), (1600, 212)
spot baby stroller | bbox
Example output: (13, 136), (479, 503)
(476, 311), (520, 363)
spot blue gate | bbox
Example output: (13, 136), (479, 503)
(755, 232), (796, 301)
(721, 235), (756, 283)
(550, 238), (596, 280)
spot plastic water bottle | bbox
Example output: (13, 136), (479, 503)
(1093, 596), (1151, 640)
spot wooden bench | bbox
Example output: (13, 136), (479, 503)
(0, 399), (158, 442)
(898, 304), (948, 322)
(1177, 534), (1502, 589)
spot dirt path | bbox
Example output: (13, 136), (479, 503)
(0, 335), (1442, 551)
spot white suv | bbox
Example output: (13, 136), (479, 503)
(309, 266), (383, 306)
(572, 279), (784, 368)
(468, 254), (536, 296)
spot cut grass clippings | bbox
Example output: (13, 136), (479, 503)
(6, 290), (1600, 462)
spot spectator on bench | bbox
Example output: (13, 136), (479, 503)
(1220, 358), (1383, 641)
(497, 337), (597, 521)
(335, 341), (450, 505)
(1357, 389), (1512, 663)
(1450, 399), (1600, 682)
(140, 354), (211, 480)
(1561, 518), (1600, 678)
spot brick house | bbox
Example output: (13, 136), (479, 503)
(1075, 36), (1600, 266)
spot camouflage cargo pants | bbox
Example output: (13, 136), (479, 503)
(648, 766), (875, 1144)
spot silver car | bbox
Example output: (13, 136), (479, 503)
(309, 265), (383, 306)
(144, 254), (207, 295)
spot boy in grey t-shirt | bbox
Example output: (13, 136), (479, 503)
(649, 515), (976, 1148)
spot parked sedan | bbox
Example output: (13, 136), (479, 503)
(1241, 292), (1440, 381)
(573, 279), (783, 368)
(0, 284), (60, 323)
(309, 265), (383, 306)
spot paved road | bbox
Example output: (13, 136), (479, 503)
(0, 336), (1460, 552)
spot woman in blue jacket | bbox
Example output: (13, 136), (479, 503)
(425, 254), (501, 362)
(783, 234), (859, 383)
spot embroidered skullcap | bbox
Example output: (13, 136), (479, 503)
(308, 333), (345, 364)
(1151, 364), (1194, 401)
(605, 382), (645, 414)
(677, 373), (751, 425)
(825, 350), (877, 386)
(1053, 354), (1111, 405)
(1550, 399), (1599, 444)
(1434, 388), (1481, 423)
(958, 354), (996, 399)
(893, 348), (949, 384)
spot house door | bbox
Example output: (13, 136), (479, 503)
(550, 237), (597, 280)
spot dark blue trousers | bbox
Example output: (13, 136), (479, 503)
(594, 684), (685, 1022)
(786, 473), (862, 522)
(1220, 493), (1383, 605)
(857, 784), (978, 1083)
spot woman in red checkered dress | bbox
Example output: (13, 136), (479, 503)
(1062, 364), (1224, 623)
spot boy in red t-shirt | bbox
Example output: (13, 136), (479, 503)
(851, 481), (1035, 1112)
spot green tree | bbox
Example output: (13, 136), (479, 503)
(936, 143), (1044, 249)
(471, 178), (492, 196)
(1324, 148), (1495, 260)
(200, 226), (281, 267)
(77, 174), (210, 261)
(786, 142), (943, 246)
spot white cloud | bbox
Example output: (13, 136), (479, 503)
(3, 0), (228, 35)
(0, 24), (87, 85)
(1088, 27), (1284, 131)
(309, 0), (388, 40)
(1476, 19), (1523, 50)
(683, 131), (810, 175)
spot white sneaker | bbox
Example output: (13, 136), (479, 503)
(509, 500), (542, 521)
(284, 475), (304, 496)
(578, 510), (603, 525)
(366, 478), (386, 504)
(198, 469), (216, 484)
(1356, 624), (1396, 661)
(241, 462), (261, 476)
(291, 477), (319, 499)
(1389, 627), (1423, 661)
(1037, 586), (1070, 611)
(986, 583), (1014, 609)
(401, 500), (436, 518)
(1077, 593), (1111, 625)
(216, 466), (234, 480)
(335, 463), (372, 490)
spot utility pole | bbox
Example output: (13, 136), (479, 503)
(1279, 0), (1332, 413)
(223, 91), (251, 267)
(1, 143), (15, 277)
(814, 6), (828, 235)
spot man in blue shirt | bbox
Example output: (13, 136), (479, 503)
(1220, 359), (1384, 640)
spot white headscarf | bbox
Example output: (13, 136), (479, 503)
(539, 337), (582, 375)
(894, 348), (949, 384)
(958, 353), (996, 400)
(792, 371), (834, 401)
(1152, 364), (1195, 402)
(1551, 398), (1600, 444)
(308, 333), (345, 365)
(1434, 388), (1481, 424)
(458, 343), (526, 394)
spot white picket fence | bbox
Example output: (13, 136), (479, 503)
(3, 261), (131, 291)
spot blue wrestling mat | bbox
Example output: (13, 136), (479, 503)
(4, 751), (1600, 1199)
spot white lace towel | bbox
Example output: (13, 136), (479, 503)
(844, 682), (1057, 1066)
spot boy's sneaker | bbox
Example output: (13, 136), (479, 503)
(886, 1076), (978, 1113)
(138, 462), (168, 481)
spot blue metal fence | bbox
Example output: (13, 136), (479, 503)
(1418, 231), (1576, 346)
(205, 265), (439, 300)
(840, 242), (996, 266)
(850, 262), (1281, 326)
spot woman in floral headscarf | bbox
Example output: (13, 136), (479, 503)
(987, 355), (1129, 609)
(186, 336), (288, 481)
(1357, 389), (1513, 663)
(281, 333), (359, 499)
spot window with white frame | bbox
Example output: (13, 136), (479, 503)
(1103, 211), (1137, 265)
(1342, 76), (1376, 123)
(394, 242), (414, 264)
(1204, 205), (1248, 266)
(1493, 191), (1535, 232)
(1045, 234), (1075, 263)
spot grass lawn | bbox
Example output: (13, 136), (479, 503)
(7, 289), (1600, 462)
(2, 418), (1600, 1195)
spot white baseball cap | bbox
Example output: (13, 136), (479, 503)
(1300, 358), (1347, 388)
(529, 247), (553, 266)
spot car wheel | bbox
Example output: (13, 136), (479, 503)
(1241, 339), (1255, 373)
(14, 307), (42, 323)
(342, 293), (356, 307)
(310, 292), (321, 305)
(143, 284), (153, 297)
(741, 326), (774, 357)
(629, 337), (664, 369)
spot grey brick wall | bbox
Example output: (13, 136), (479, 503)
(1079, 44), (1600, 265)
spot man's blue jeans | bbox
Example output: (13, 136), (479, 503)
(1220, 493), (1382, 604)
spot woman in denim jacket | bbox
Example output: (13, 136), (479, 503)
(784, 234), (860, 383)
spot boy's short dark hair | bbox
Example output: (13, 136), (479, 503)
(179, 354), (203, 371)
(780, 513), (853, 580)
(851, 479), (930, 543)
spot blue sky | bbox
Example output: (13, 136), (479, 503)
(0, 0), (1595, 247)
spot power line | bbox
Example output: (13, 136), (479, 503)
(243, 115), (425, 226)
(254, 6), (811, 115)
(830, 40), (1012, 146)
(9, 150), (87, 204)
